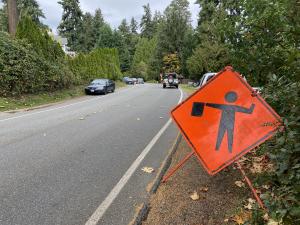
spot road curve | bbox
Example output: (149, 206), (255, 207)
(0, 84), (182, 225)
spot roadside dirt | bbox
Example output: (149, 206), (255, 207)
(142, 138), (249, 225)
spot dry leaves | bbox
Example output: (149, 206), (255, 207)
(141, 167), (154, 173)
(263, 213), (269, 221)
(244, 198), (256, 210)
(232, 215), (245, 225)
(232, 210), (251, 225)
(199, 186), (209, 192)
(267, 219), (279, 225)
(235, 180), (245, 188)
(190, 191), (200, 201)
(250, 162), (263, 173)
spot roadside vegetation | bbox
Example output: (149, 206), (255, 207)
(0, 81), (125, 112)
(0, 0), (299, 223)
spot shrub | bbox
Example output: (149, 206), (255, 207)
(0, 32), (76, 96)
(68, 48), (122, 83)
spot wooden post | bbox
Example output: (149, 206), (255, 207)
(7, 0), (18, 36)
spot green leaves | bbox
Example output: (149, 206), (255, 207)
(67, 48), (122, 82)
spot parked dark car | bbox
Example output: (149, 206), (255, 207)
(124, 78), (134, 85)
(85, 79), (115, 95)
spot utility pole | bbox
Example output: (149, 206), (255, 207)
(7, 0), (18, 36)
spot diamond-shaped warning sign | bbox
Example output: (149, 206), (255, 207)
(171, 67), (281, 175)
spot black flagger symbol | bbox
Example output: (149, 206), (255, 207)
(191, 91), (255, 153)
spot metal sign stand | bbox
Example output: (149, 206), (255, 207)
(162, 151), (267, 211)
(162, 151), (195, 183)
(236, 162), (267, 210)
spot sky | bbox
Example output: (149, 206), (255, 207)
(1, 0), (200, 33)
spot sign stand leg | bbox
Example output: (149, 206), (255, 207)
(236, 162), (267, 211)
(162, 151), (195, 183)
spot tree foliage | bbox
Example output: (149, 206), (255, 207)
(188, 0), (300, 223)
(131, 37), (157, 79)
(68, 48), (122, 82)
(0, 31), (75, 96)
(58, 0), (83, 51)
(140, 3), (154, 39)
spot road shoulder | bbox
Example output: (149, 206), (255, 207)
(141, 137), (249, 225)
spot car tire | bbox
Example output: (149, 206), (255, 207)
(112, 88), (115, 93)
(163, 84), (166, 88)
(175, 85), (178, 89)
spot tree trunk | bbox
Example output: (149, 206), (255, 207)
(7, 0), (18, 37)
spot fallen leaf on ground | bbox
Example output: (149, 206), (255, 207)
(190, 191), (200, 201)
(244, 202), (253, 210)
(268, 219), (279, 225)
(253, 156), (265, 162)
(141, 167), (154, 173)
(235, 180), (245, 188)
(231, 209), (251, 225)
(250, 162), (263, 173)
(199, 187), (209, 192)
(224, 218), (229, 223)
(262, 184), (270, 190)
(263, 213), (269, 221)
(232, 215), (245, 225)
(248, 198), (256, 204)
(238, 156), (248, 163)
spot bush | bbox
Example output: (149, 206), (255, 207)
(0, 32), (76, 96)
(252, 76), (300, 224)
(68, 48), (122, 83)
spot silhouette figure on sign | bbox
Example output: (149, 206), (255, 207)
(191, 91), (255, 153)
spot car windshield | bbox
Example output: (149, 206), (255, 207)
(91, 80), (106, 85)
(164, 74), (177, 79)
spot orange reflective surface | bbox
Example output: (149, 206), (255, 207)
(172, 67), (281, 175)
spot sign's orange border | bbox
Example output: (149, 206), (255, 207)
(171, 67), (282, 175)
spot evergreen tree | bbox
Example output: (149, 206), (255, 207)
(2, 0), (45, 25)
(95, 23), (115, 48)
(156, 0), (192, 74)
(118, 18), (130, 37)
(140, 3), (153, 39)
(130, 17), (138, 34)
(58, 0), (83, 51)
(93, 8), (104, 42)
(78, 12), (94, 52)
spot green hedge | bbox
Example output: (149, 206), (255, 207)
(68, 48), (122, 83)
(0, 32), (76, 96)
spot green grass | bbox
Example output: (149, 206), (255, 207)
(180, 84), (197, 95)
(0, 81), (126, 112)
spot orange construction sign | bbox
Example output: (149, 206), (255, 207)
(171, 66), (282, 175)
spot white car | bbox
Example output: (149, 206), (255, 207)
(198, 72), (262, 93)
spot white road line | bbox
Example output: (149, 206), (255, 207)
(0, 87), (130, 123)
(85, 88), (184, 225)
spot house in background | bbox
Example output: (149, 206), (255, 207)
(49, 32), (76, 57)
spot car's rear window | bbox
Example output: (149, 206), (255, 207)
(91, 80), (106, 85)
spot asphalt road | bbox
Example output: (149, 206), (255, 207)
(0, 84), (182, 225)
